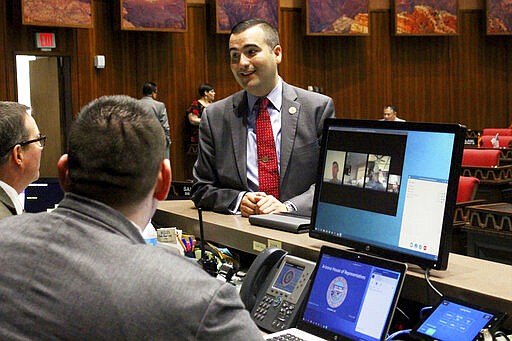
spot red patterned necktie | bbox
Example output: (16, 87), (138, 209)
(256, 97), (280, 199)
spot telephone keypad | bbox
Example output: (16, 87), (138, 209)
(254, 294), (293, 327)
(253, 295), (297, 329)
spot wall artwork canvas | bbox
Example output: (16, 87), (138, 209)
(22, 0), (92, 28)
(306, 0), (369, 36)
(487, 0), (512, 34)
(216, 0), (279, 34)
(395, 0), (458, 35)
(121, 0), (186, 31)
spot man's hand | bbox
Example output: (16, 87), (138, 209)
(256, 195), (287, 215)
(240, 192), (266, 217)
(240, 192), (287, 217)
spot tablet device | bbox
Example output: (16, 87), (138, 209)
(411, 297), (507, 341)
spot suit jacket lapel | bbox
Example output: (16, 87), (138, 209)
(0, 187), (17, 215)
(280, 83), (300, 181)
(230, 91), (250, 188)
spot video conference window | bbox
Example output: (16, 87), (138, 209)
(387, 174), (401, 193)
(364, 155), (390, 192)
(320, 131), (407, 216)
(323, 151), (346, 184)
(343, 153), (367, 188)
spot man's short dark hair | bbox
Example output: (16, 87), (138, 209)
(0, 102), (30, 165)
(198, 83), (214, 97)
(230, 19), (279, 50)
(142, 82), (158, 96)
(384, 105), (397, 113)
(67, 95), (165, 208)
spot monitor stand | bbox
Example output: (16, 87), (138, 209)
(406, 263), (451, 279)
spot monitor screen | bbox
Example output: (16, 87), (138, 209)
(309, 119), (465, 270)
(23, 177), (64, 213)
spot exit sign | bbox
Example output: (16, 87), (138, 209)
(35, 32), (56, 50)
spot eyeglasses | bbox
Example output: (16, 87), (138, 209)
(5, 134), (47, 153)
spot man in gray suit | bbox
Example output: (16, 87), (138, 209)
(191, 19), (335, 217)
(0, 102), (45, 219)
(139, 81), (171, 158)
(0, 95), (263, 340)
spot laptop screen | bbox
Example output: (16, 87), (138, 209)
(298, 246), (407, 341)
(309, 119), (465, 270)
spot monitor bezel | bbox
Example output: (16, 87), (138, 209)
(309, 119), (466, 271)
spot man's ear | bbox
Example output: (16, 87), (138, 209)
(57, 154), (70, 192)
(11, 145), (23, 166)
(273, 44), (282, 64)
(154, 159), (172, 201)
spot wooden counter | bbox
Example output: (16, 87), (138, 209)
(154, 200), (512, 330)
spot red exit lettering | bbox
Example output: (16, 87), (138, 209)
(36, 32), (56, 49)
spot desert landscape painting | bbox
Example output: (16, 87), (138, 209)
(121, 0), (186, 31)
(395, 0), (457, 35)
(307, 0), (368, 35)
(487, 0), (512, 34)
(22, 0), (92, 27)
(216, 0), (278, 33)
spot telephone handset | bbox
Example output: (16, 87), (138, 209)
(239, 247), (316, 333)
(240, 247), (287, 311)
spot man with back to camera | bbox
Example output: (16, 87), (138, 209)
(0, 102), (45, 219)
(0, 95), (264, 340)
(139, 81), (171, 158)
(381, 105), (405, 122)
(191, 19), (335, 217)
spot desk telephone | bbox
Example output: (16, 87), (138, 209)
(239, 248), (316, 333)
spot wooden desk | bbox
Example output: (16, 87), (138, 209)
(460, 165), (512, 203)
(461, 203), (512, 265)
(461, 165), (512, 183)
(154, 200), (512, 330)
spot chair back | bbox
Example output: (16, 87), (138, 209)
(480, 135), (512, 148)
(456, 176), (480, 203)
(482, 128), (512, 136)
(462, 149), (501, 167)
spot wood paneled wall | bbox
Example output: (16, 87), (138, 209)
(1, 0), (511, 180)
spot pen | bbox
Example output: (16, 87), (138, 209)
(188, 237), (194, 252)
(178, 237), (187, 251)
(183, 238), (190, 252)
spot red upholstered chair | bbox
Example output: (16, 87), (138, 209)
(462, 149), (501, 167)
(456, 176), (480, 203)
(480, 135), (512, 148)
(482, 128), (512, 136)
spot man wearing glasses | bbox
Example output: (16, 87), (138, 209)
(0, 102), (45, 219)
(0, 96), (262, 340)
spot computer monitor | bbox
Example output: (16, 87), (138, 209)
(23, 177), (64, 213)
(309, 119), (465, 270)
